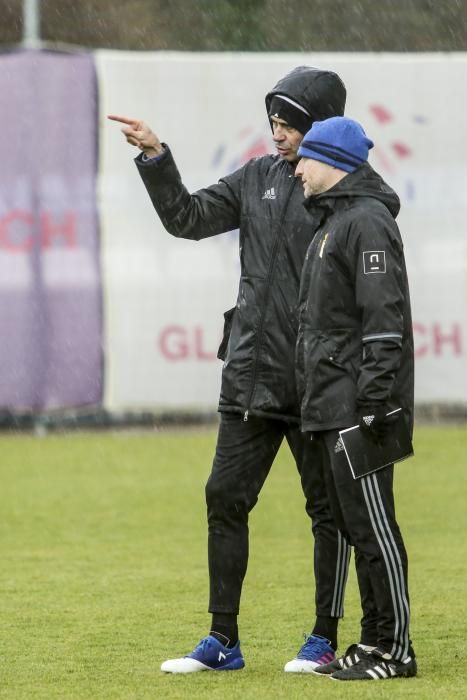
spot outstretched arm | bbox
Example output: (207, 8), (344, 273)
(107, 114), (163, 158)
(107, 114), (242, 240)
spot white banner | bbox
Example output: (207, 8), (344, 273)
(96, 52), (467, 409)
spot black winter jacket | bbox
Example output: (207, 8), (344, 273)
(296, 163), (414, 433)
(136, 66), (346, 422)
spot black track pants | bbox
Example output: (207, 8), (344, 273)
(205, 412), (350, 617)
(319, 429), (411, 661)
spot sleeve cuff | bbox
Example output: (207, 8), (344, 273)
(141, 149), (165, 162)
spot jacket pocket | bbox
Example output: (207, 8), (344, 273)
(217, 306), (236, 360)
(317, 329), (360, 379)
(318, 332), (345, 366)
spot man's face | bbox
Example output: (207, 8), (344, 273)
(295, 157), (339, 197)
(270, 116), (303, 162)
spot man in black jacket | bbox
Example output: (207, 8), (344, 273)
(108, 66), (350, 673)
(294, 116), (416, 681)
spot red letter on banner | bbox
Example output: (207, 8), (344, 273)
(41, 211), (77, 248)
(0, 209), (34, 251)
(194, 326), (216, 361)
(159, 326), (190, 361)
(433, 323), (462, 356)
(413, 323), (428, 358)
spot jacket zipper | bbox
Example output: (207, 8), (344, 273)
(243, 173), (297, 421)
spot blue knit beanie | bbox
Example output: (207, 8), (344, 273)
(298, 116), (374, 173)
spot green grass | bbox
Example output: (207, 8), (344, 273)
(1, 424), (466, 699)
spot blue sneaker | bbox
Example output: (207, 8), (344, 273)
(161, 635), (245, 673)
(284, 633), (335, 673)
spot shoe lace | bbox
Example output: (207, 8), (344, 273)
(297, 633), (329, 660)
(347, 648), (379, 670)
(193, 637), (212, 656)
(340, 643), (360, 659)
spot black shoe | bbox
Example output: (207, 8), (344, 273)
(312, 643), (372, 676)
(331, 646), (417, 681)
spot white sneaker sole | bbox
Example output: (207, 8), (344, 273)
(161, 658), (211, 674)
(284, 659), (320, 673)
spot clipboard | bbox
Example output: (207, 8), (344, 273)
(339, 408), (414, 479)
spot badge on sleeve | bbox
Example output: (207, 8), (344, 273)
(363, 251), (386, 274)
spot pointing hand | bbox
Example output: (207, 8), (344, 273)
(107, 114), (163, 158)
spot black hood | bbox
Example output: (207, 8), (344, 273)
(265, 66), (346, 129)
(306, 163), (401, 219)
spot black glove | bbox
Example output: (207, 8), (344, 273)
(356, 403), (398, 442)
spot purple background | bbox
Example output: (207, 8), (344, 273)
(0, 50), (102, 410)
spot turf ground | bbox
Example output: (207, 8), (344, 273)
(1, 424), (467, 699)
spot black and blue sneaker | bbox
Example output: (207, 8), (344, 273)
(161, 635), (245, 673)
(284, 633), (335, 673)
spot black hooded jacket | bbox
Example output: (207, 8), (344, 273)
(136, 67), (346, 422)
(296, 163), (414, 433)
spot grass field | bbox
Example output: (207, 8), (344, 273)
(1, 424), (467, 699)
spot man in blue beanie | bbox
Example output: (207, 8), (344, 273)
(108, 68), (351, 674)
(294, 116), (417, 680)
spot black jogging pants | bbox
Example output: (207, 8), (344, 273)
(205, 412), (350, 618)
(318, 429), (412, 661)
